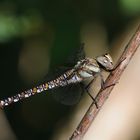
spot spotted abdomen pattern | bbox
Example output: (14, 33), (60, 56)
(0, 69), (82, 108)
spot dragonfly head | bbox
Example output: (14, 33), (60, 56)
(96, 54), (114, 70)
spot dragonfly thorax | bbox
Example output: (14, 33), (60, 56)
(74, 58), (100, 79)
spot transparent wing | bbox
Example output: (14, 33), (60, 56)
(50, 83), (84, 105)
(44, 66), (84, 105)
(66, 43), (85, 67)
(43, 43), (85, 105)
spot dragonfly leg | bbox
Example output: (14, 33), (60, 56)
(83, 79), (98, 108)
(101, 82), (118, 91)
(99, 73), (105, 89)
(85, 88), (98, 108)
(99, 72), (119, 91)
(108, 57), (126, 72)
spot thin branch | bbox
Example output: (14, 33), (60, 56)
(70, 25), (140, 140)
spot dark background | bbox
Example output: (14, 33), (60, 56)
(0, 0), (139, 140)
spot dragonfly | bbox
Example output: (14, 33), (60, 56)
(0, 46), (114, 108)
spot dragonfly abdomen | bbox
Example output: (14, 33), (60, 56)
(0, 69), (82, 108)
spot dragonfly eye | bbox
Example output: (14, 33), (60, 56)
(104, 54), (113, 63)
(103, 59), (108, 63)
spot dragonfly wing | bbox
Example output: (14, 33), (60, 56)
(43, 67), (83, 105)
(65, 43), (85, 67)
(51, 83), (84, 105)
(43, 43), (85, 105)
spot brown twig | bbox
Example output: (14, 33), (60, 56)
(70, 25), (140, 140)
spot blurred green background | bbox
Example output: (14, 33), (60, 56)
(0, 0), (139, 140)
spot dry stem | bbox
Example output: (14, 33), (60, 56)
(70, 24), (140, 140)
